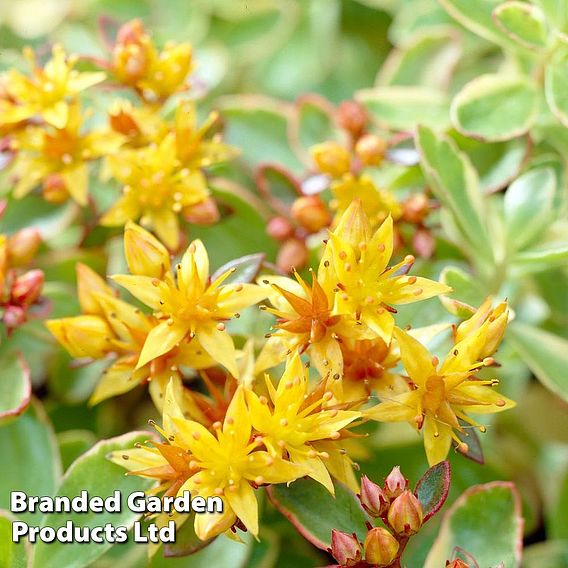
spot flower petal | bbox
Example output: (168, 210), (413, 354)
(137, 321), (186, 369)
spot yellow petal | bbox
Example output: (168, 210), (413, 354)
(89, 358), (139, 405)
(218, 284), (267, 313)
(393, 327), (437, 386)
(423, 415), (452, 466)
(382, 276), (451, 306)
(137, 321), (187, 369)
(193, 508), (236, 541)
(100, 195), (141, 226)
(148, 208), (180, 251)
(61, 163), (89, 206)
(181, 239), (209, 289)
(365, 391), (419, 422)
(197, 323), (238, 377)
(76, 263), (114, 315)
(223, 386), (251, 447)
(43, 100), (68, 128)
(288, 448), (334, 494)
(110, 274), (168, 310)
(225, 482), (259, 536)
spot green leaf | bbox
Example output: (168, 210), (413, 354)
(0, 511), (28, 568)
(512, 244), (568, 272)
(508, 321), (568, 403)
(451, 74), (539, 142)
(545, 53), (568, 128)
(533, 0), (568, 35)
(31, 432), (154, 568)
(424, 482), (523, 567)
(0, 352), (31, 424)
(57, 430), (97, 471)
(416, 125), (492, 261)
(493, 1), (549, 48)
(523, 541), (568, 567)
(211, 253), (265, 285)
(414, 461), (451, 522)
(439, 0), (526, 48)
(0, 401), (62, 524)
(549, 466), (568, 539)
(220, 96), (303, 174)
(267, 479), (369, 550)
(504, 167), (556, 252)
(439, 266), (485, 314)
(357, 86), (450, 130)
(150, 534), (252, 568)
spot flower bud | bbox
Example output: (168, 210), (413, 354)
(445, 560), (470, 568)
(291, 196), (330, 233)
(412, 228), (435, 259)
(7, 228), (41, 266)
(311, 141), (351, 177)
(113, 19), (150, 85)
(364, 527), (399, 567)
(330, 530), (362, 566)
(337, 101), (368, 140)
(3, 305), (26, 329)
(266, 216), (294, 241)
(183, 198), (220, 226)
(76, 263), (115, 315)
(276, 238), (309, 273)
(42, 174), (69, 204)
(359, 475), (389, 517)
(124, 222), (171, 278)
(46, 315), (113, 359)
(402, 193), (430, 225)
(384, 466), (407, 499)
(355, 134), (387, 167)
(10, 269), (44, 306)
(387, 490), (423, 536)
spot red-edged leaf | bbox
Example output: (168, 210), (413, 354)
(414, 460), (451, 523)
(0, 352), (31, 424)
(256, 163), (302, 213)
(163, 513), (215, 557)
(454, 419), (484, 464)
(210, 253), (265, 285)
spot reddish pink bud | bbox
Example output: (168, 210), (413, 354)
(10, 270), (44, 306)
(412, 228), (435, 258)
(329, 530), (362, 566)
(387, 490), (423, 536)
(7, 228), (41, 266)
(337, 100), (368, 140)
(364, 527), (399, 567)
(266, 216), (294, 241)
(276, 238), (309, 272)
(384, 466), (407, 499)
(359, 475), (389, 517)
(402, 193), (430, 225)
(183, 198), (220, 225)
(355, 134), (387, 167)
(42, 174), (69, 204)
(3, 305), (26, 329)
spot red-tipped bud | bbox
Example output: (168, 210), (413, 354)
(7, 228), (41, 266)
(337, 100), (368, 140)
(445, 560), (470, 568)
(3, 305), (26, 329)
(266, 216), (295, 241)
(113, 19), (149, 85)
(276, 238), (309, 273)
(355, 134), (387, 167)
(10, 270), (44, 306)
(364, 527), (399, 567)
(402, 193), (430, 225)
(330, 530), (362, 566)
(291, 196), (331, 233)
(183, 198), (220, 225)
(384, 466), (407, 499)
(42, 174), (68, 204)
(387, 490), (423, 536)
(359, 475), (389, 517)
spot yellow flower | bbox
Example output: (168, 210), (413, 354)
(323, 201), (450, 343)
(112, 223), (266, 377)
(46, 262), (214, 407)
(101, 133), (210, 249)
(0, 44), (105, 129)
(366, 320), (515, 465)
(256, 270), (372, 378)
(10, 101), (123, 205)
(247, 353), (361, 493)
(112, 19), (192, 101)
(330, 174), (402, 230)
(172, 385), (308, 539)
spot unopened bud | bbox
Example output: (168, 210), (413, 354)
(11, 269), (44, 306)
(276, 238), (309, 273)
(291, 196), (330, 233)
(330, 529), (362, 566)
(445, 560), (470, 568)
(46, 315), (113, 359)
(364, 527), (399, 567)
(355, 134), (387, 167)
(3, 305), (26, 329)
(384, 466), (407, 499)
(183, 198), (220, 226)
(387, 490), (423, 536)
(42, 174), (69, 204)
(337, 100), (368, 140)
(113, 19), (149, 85)
(7, 228), (41, 267)
(266, 216), (294, 241)
(412, 228), (435, 258)
(402, 193), (430, 225)
(359, 475), (389, 517)
(311, 141), (351, 178)
(124, 222), (171, 278)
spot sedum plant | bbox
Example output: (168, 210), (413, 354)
(0, 3), (566, 568)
